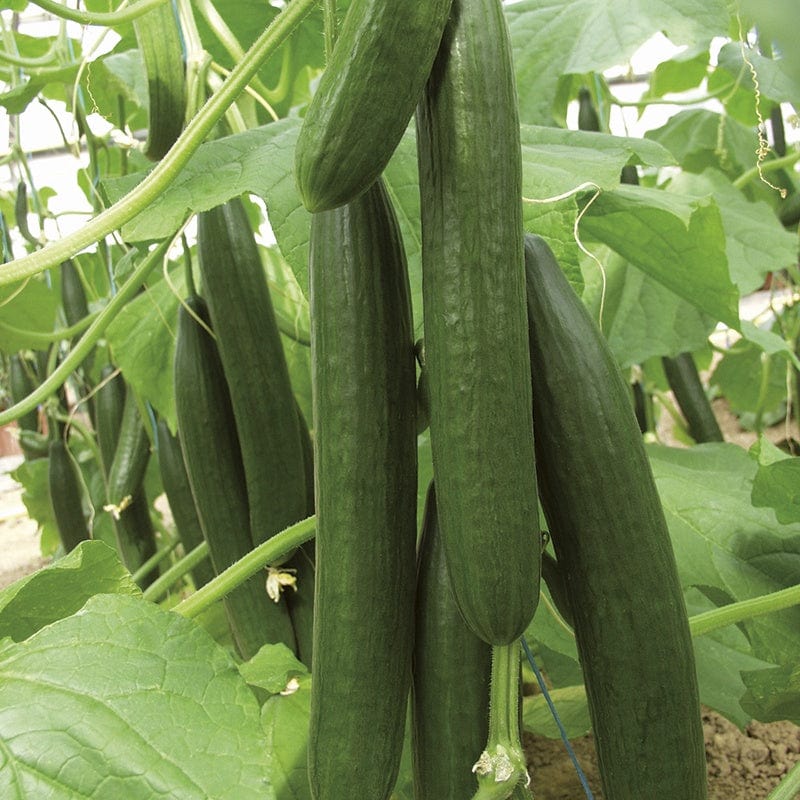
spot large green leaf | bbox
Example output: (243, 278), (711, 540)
(667, 169), (797, 293)
(0, 594), (274, 799)
(650, 443), (800, 668)
(579, 184), (740, 326)
(751, 439), (800, 525)
(261, 674), (312, 800)
(0, 278), (57, 352)
(506, 0), (730, 124)
(581, 248), (715, 368)
(644, 108), (758, 178)
(0, 541), (139, 642)
(105, 263), (186, 432)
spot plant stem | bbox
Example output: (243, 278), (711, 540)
(689, 582), (800, 638)
(141, 540), (208, 601)
(0, 237), (172, 427)
(733, 148), (800, 190)
(0, 0), (317, 288)
(173, 515), (315, 618)
(27, 0), (169, 26)
(0, 312), (99, 347)
(471, 643), (528, 800)
(765, 760), (800, 800)
(131, 540), (179, 585)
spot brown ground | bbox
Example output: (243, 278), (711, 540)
(1, 402), (799, 799)
(526, 711), (800, 799)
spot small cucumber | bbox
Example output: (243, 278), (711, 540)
(412, 482), (491, 800)
(294, 0), (453, 211)
(416, 0), (540, 645)
(523, 233), (706, 799)
(156, 418), (216, 589)
(662, 352), (723, 443)
(134, 0), (186, 160)
(308, 178), (417, 800)
(9, 354), (40, 445)
(106, 390), (151, 512)
(197, 198), (308, 549)
(48, 439), (90, 553)
(174, 293), (297, 659)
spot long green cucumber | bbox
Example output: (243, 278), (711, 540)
(95, 365), (125, 473)
(412, 481), (491, 800)
(133, 0), (186, 160)
(662, 351), (724, 443)
(308, 178), (417, 800)
(60, 259), (89, 328)
(523, 233), (706, 800)
(174, 293), (297, 659)
(416, 0), (540, 645)
(156, 418), (216, 589)
(95, 365), (157, 583)
(9, 355), (38, 431)
(294, 0), (452, 211)
(196, 198), (307, 548)
(106, 390), (151, 511)
(48, 438), (90, 553)
(284, 403), (315, 667)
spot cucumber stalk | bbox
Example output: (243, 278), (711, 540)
(471, 643), (528, 800)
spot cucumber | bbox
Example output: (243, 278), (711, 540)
(48, 439), (90, 553)
(95, 365), (125, 473)
(106, 390), (151, 511)
(416, 0), (540, 645)
(60, 259), (89, 328)
(523, 233), (706, 800)
(174, 293), (297, 659)
(577, 87), (600, 132)
(156, 418), (216, 589)
(294, 0), (452, 211)
(196, 198), (307, 548)
(308, 178), (417, 800)
(95, 366), (158, 583)
(284, 404), (315, 667)
(411, 481), (491, 800)
(134, 0), (186, 160)
(662, 351), (723, 443)
(9, 354), (40, 447)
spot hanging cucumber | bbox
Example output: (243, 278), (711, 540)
(95, 368), (158, 583)
(48, 438), (90, 553)
(196, 198), (307, 548)
(156, 418), (216, 589)
(416, 0), (540, 645)
(523, 233), (706, 800)
(412, 481), (491, 800)
(95, 365), (125, 473)
(308, 178), (417, 800)
(174, 293), (297, 659)
(105, 390), (151, 513)
(662, 352), (724, 443)
(133, 0), (187, 160)
(284, 403), (315, 667)
(9, 354), (40, 458)
(294, 0), (452, 211)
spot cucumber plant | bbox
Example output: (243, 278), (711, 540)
(2, 3), (800, 800)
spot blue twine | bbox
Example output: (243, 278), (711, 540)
(520, 635), (595, 800)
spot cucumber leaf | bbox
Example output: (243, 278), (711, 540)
(506, 0), (730, 124)
(105, 262), (186, 433)
(579, 184), (740, 327)
(0, 594), (274, 799)
(0, 540), (139, 642)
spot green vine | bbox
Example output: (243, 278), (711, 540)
(0, 0), (317, 288)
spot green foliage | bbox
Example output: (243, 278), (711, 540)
(0, 594), (275, 799)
